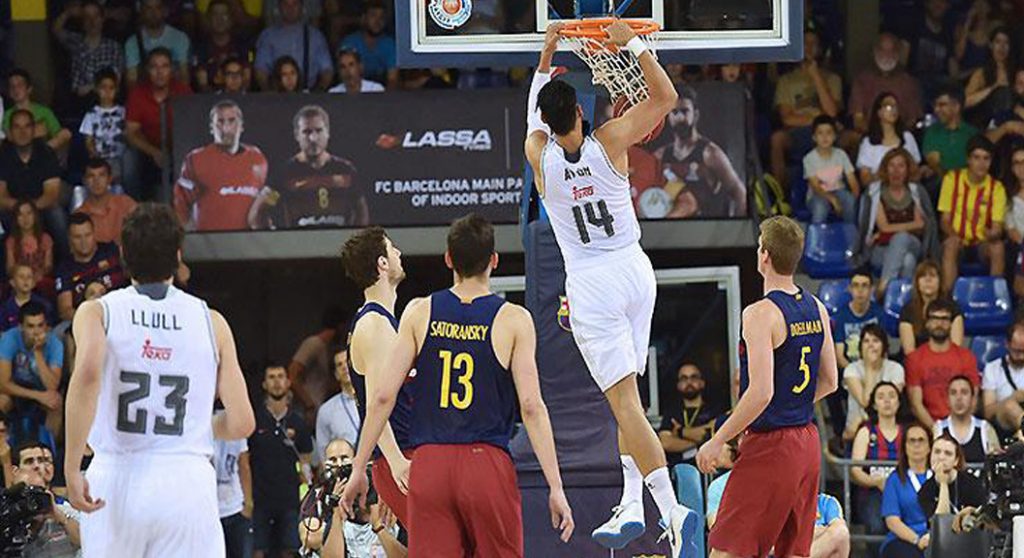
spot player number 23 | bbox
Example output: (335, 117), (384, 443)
(117, 370), (190, 436)
(792, 346), (811, 394)
(438, 350), (474, 410)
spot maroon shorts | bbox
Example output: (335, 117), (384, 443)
(407, 443), (523, 558)
(708, 423), (821, 558)
(371, 450), (412, 528)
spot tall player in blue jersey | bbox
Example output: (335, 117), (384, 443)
(339, 226), (414, 527)
(340, 214), (574, 557)
(696, 216), (839, 558)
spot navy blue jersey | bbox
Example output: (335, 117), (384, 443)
(740, 288), (824, 432)
(348, 302), (413, 451)
(409, 290), (517, 451)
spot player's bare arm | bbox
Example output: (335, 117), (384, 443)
(812, 299), (839, 404)
(341, 297), (429, 513)
(696, 300), (781, 473)
(211, 310), (256, 440)
(524, 22), (564, 196)
(593, 21), (678, 170)
(351, 312), (412, 494)
(500, 303), (575, 542)
(64, 300), (107, 513)
(706, 142), (747, 215)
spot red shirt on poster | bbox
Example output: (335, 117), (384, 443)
(174, 143), (268, 231)
(905, 343), (979, 420)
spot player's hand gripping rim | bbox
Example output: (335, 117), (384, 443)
(66, 470), (105, 513)
(340, 465), (369, 519)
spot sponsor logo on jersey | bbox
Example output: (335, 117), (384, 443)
(401, 129), (492, 151)
(564, 166), (593, 181)
(572, 185), (594, 201)
(428, 0), (472, 30)
(141, 338), (173, 361)
(557, 296), (571, 332)
(217, 185), (262, 197)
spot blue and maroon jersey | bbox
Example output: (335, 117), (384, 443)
(409, 289), (517, 451)
(740, 288), (824, 432)
(348, 302), (413, 451)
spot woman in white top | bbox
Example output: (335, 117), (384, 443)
(857, 92), (922, 186)
(1002, 145), (1024, 299)
(844, 323), (906, 440)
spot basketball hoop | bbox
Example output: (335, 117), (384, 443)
(558, 18), (660, 109)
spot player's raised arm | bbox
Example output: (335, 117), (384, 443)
(211, 310), (256, 440)
(813, 300), (839, 403)
(594, 20), (678, 159)
(64, 300), (107, 512)
(506, 304), (575, 542)
(524, 23), (564, 193)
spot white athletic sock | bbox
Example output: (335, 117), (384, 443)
(620, 455), (643, 507)
(643, 467), (680, 524)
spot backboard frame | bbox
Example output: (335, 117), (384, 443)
(396, 0), (802, 67)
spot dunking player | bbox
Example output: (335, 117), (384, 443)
(64, 203), (256, 557)
(340, 214), (574, 556)
(696, 216), (839, 558)
(524, 21), (697, 557)
(339, 226), (414, 526)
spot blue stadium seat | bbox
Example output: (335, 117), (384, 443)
(802, 223), (859, 279)
(969, 335), (1007, 371)
(954, 277), (1013, 335)
(959, 261), (988, 277)
(882, 278), (912, 337)
(674, 464), (706, 558)
(817, 279), (851, 315)
(791, 174), (810, 222)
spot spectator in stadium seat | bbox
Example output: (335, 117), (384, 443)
(193, 0), (252, 93)
(880, 422), (933, 558)
(249, 364), (313, 558)
(856, 92), (923, 186)
(899, 260), (964, 354)
(55, 214), (127, 323)
(79, 69), (127, 185)
(74, 159), (137, 245)
(906, 299), (980, 428)
(340, 1), (398, 90)
(288, 306), (347, 424)
(769, 28), (842, 190)
(851, 381), (904, 554)
(917, 433), (987, 521)
(833, 269), (883, 371)
(124, 0), (191, 86)
(657, 363), (722, 468)
(1, 70), (71, 153)
(984, 68), (1024, 144)
(269, 55), (302, 93)
(863, 149), (931, 300)
(963, 27), (1014, 128)
(844, 325), (904, 440)
(0, 303), (63, 446)
(922, 86), (977, 184)
(216, 56), (250, 95)
(0, 265), (55, 333)
(849, 34), (925, 137)
(954, 0), (1006, 78)
(934, 375), (1001, 463)
(982, 320), (1024, 432)
(124, 47), (193, 203)
(254, 0), (333, 91)
(4, 201), (54, 297)
(803, 115), (859, 224)
(1003, 145), (1024, 299)
(938, 135), (1007, 290)
(905, 0), (958, 102)
(51, 0), (124, 109)
(314, 349), (360, 464)
(328, 48), (383, 94)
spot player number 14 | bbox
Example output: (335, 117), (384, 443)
(792, 346), (811, 394)
(439, 350), (474, 410)
(572, 200), (615, 244)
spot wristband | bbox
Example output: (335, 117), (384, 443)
(626, 36), (647, 58)
(372, 524), (386, 534)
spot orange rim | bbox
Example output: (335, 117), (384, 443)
(557, 18), (659, 39)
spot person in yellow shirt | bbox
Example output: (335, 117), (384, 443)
(938, 135), (1006, 291)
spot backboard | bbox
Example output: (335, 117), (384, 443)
(397, 0), (802, 67)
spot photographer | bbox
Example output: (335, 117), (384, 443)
(299, 438), (406, 558)
(10, 441), (79, 557)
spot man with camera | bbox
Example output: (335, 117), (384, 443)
(9, 441), (80, 557)
(298, 438), (406, 557)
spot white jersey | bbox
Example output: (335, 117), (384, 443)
(540, 135), (642, 272)
(214, 432), (248, 518)
(89, 284), (219, 458)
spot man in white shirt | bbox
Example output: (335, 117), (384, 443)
(215, 410), (254, 558)
(314, 349), (361, 464)
(983, 321), (1024, 433)
(328, 49), (384, 94)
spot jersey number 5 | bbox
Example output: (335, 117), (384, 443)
(117, 370), (190, 436)
(791, 346), (811, 394)
(573, 200), (615, 244)
(439, 350), (474, 410)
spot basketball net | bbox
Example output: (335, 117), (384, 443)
(559, 19), (659, 108)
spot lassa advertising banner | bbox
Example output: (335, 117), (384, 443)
(171, 90), (527, 231)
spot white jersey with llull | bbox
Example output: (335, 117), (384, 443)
(540, 135), (641, 270)
(89, 284), (219, 458)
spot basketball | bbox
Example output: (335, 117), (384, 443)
(613, 96), (665, 144)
